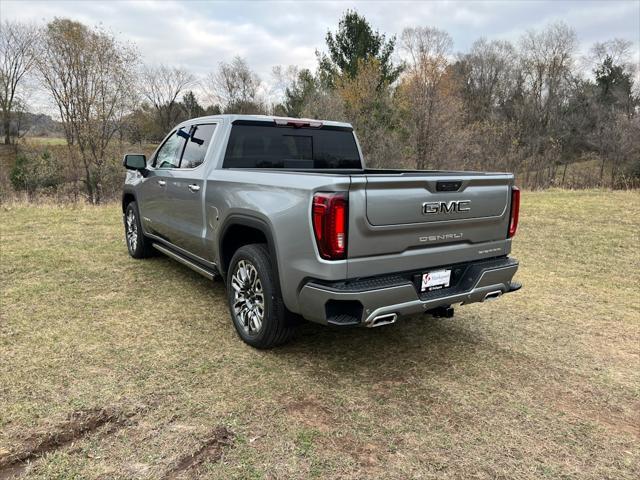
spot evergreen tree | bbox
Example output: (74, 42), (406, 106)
(181, 90), (205, 118)
(318, 10), (402, 88)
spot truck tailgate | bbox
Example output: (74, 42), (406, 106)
(366, 175), (509, 225)
(346, 173), (514, 277)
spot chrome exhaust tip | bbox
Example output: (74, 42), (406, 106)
(483, 290), (503, 302)
(367, 313), (397, 328)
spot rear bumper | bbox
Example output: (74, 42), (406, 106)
(298, 257), (520, 326)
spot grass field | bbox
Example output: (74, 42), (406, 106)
(16, 137), (68, 146)
(1, 190), (639, 479)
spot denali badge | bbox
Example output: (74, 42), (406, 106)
(422, 200), (471, 215)
(419, 232), (463, 242)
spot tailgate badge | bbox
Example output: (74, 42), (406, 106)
(419, 232), (463, 243)
(422, 200), (470, 215)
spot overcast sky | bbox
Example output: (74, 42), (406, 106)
(2, 0), (639, 107)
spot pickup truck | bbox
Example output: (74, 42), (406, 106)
(122, 115), (521, 348)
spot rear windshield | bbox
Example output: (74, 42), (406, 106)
(223, 123), (362, 169)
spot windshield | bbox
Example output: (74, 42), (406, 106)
(223, 123), (362, 169)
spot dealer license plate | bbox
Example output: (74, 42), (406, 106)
(421, 269), (451, 292)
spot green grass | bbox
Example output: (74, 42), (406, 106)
(1, 190), (639, 479)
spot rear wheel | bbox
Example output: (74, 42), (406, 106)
(226, 244), (296, 348)
(124, 201), (154, 258)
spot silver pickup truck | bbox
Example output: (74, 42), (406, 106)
(122, 115), (521, 348)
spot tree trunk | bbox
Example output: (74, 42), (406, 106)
(81, 156), (95, 204)
(3, 115), (11, 145)
(94, 163), (102, 205)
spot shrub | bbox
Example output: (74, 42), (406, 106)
(10, 149), (62, 198)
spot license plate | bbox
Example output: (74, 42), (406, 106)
(421, 269), (451, 292)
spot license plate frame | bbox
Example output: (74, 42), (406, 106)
(420, 269), (452, 292)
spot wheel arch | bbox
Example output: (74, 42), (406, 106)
(218, 215), (280, 283)
(122, 191), (136, 213)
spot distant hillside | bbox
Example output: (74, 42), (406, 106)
(23, 112), (64, 137)
(0, 112), (64, 138)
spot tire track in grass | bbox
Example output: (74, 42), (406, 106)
(160, 426), (234, 479)
(0, 404), (146, 479)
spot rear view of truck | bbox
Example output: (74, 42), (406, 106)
(299, 168), (521, 327)
(215, 116), (521, 337)
(124, 114), (521, 348)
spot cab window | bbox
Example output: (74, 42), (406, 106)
(223, 123), (361, 169)
(154, 130), (186, 169)
(180, 124), (216, 169)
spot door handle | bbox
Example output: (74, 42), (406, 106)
(188, 184), (201, 192)
(157, 180), (166, 186)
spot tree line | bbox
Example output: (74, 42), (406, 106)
(1, 12), (638, 202)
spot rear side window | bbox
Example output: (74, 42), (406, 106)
(154, 130), (185, 169)
(223, 124), (362, 169)
(180, 124), (216, 169)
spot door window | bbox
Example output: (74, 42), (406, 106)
(179, 124), (217, 169)
(154, 129), (186, 169)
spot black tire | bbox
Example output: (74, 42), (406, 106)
(124, 201), (154, 259)
(226, 244), (296, 348)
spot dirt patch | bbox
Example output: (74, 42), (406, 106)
(323, 434), (391, 477)
(552, 395), (640, 438)
(0, 463), (26, 480)
(285, 396), (333, 432)
(161, 426), (234, 479)
(0, 406), (137, 478)
(352, 441), (384, 469)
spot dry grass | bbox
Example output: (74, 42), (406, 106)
(1, 190), (638, 479)
(19, 137), (68, 146)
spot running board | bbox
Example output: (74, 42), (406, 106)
(152, 243), (218, 280)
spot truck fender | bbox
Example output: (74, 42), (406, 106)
(217, 214), (280, 285)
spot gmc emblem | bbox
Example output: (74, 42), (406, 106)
(422, 200), (471, 215)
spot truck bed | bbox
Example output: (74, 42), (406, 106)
(227, 168), (507, 176)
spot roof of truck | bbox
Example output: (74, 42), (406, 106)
(179, 114), (353, 129)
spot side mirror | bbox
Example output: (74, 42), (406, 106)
(123, 154), (147, 171)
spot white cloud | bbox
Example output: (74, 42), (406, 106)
(2, 0), (638, 111)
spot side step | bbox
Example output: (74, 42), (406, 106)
(152, 243), (218, 280)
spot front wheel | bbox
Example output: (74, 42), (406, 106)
(226, 244), (296, 348)
(124, 201), (154, 259)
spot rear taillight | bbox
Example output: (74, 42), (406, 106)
(312, 192), (348, 260)
(508, 186), (520, 238)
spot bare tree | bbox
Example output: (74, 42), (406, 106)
(400, 26), (455, 169)
(271, 65), (299, 100)
(447, 39), (521, 173)
(301, 88), (345, 123)
(336, 59), (401, 167)
(457, 38), (517, 121)
(206, 56), (264, 113)
(140, 64), (196, 132)
(514, 23), (578, 187)
(585, 40), (640, 186)
(0, 21), (38, 144)
(519, 22), (577, 129)
(37, 18), (139, 203)
(586, 38), (635, 70)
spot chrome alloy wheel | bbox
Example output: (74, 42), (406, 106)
(126, 209), (138, 252)
(231, 260), (265, 334)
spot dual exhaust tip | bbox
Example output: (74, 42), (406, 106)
(367, 289), (504, 327)
(367, 313), (397, 328)
(483, 290), (503, 302)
